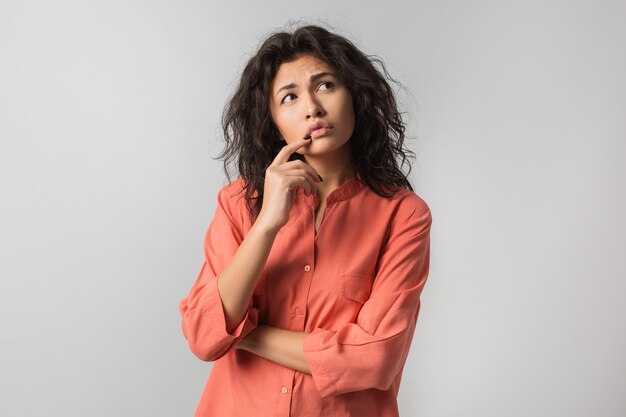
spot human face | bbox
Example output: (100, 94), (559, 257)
(269, 54), (355, 157)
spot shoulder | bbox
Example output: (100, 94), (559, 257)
(214, 178), (252, 226)
(375, 189), (432, 248)
(218, 177), (246, 206)
(394, 189), (432, 225)
(362, 185), (432, 226)
(215, 177), (245, 196)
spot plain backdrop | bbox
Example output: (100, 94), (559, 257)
(1, 1), (625, 416)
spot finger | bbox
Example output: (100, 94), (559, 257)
(269, 138), (312, 167)
(284, 175), (315, 197)
(283, 170), (316, 195)
(276, 160), (322, 182)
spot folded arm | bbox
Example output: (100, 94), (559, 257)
(236, 325), (312, 375)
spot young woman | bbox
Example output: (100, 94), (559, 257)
(179, 24), (433, 417)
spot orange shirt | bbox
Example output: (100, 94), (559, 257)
(179, 173), (432, 417)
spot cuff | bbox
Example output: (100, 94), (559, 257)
(302, 327), (335, 398)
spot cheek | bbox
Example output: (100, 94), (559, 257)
(273, 112), (291, 131)
(277, 115), (303, 140)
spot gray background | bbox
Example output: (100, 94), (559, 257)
(1, 1), (625, 416)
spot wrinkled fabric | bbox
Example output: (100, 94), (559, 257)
(179, 173), (432, 417)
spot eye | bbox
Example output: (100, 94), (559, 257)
(281, 93), (296, 104)
(280, 81), (335, 104)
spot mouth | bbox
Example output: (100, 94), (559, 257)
(306, 127), (332, 139)
(304, 123), (333, 139)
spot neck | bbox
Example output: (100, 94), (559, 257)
(303, 152), (355, 194)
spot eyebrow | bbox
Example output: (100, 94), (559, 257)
(275, 72), (337, 97)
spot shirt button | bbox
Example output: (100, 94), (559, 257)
(304, 265), (311, 272)
(295, 307), (303, 315)
(281, 386), (288, 394)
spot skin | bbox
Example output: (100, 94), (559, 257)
(233, 54), (359, 374)
(236, 325), (311, 375)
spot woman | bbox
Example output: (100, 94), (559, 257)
(179, 24), (432, 417)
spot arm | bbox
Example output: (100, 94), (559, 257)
(179, 186), (279, 361)
(218, 221), (278, 334)
(236, 325), (312, 375)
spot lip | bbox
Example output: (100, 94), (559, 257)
(304, 122), (332, 138)
(309, 127), (331, 139)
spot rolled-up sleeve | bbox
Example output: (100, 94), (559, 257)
(303, 202), (432, 398)
(179, 186), (259, 362)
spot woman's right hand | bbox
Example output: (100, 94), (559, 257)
(255, 137), (322, 233)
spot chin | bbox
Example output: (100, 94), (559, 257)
(304, 144), (344, 157)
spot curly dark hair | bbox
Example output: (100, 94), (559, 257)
(216, 23), (418, 224)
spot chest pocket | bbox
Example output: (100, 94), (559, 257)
(340, 273), (374, 304)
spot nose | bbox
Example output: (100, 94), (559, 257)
(305, 94), (325, 119)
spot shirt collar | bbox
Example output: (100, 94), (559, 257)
(297, 172), (366, 209)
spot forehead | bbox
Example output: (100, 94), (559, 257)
(272, 54), (334, 87)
